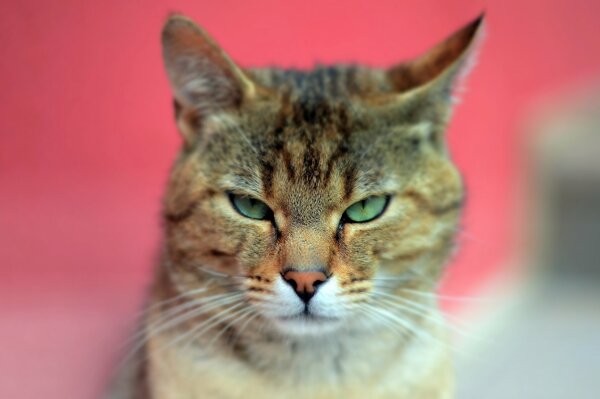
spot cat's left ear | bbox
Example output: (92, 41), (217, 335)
(386, 14), (485, 111)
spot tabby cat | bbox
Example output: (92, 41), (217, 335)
(111, 13), (484, 399)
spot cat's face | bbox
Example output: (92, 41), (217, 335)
(160, 16), (482, 336)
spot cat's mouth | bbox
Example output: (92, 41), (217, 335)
(279, 314), (338, 322)
(273, 310), (343, 335)
(277, 310), (340, 323)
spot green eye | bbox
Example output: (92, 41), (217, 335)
(344, 196), (389, 223)
(230, 194), (272, 220)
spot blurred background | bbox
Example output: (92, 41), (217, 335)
(1, 1), (600, 398)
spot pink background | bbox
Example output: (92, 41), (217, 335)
(2, 0), (600, 398)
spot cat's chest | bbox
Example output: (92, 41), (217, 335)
(146, 330), (450, 399)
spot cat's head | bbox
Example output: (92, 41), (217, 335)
(160, 15), (483, 336)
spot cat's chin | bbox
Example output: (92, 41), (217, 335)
(272, 313), (343, 336)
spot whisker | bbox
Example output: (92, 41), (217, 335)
(146, 293), (245, 337)
(361, 301), (471, 358)
(374, 293), (484, 342)
(362, 303), (432, 344)
(358, 305), (408, 337)
(226, 310), (262, 350)
(398, 288), (490, 302)
(120, 290), (229, 354)
(206, 308), (259, 350)
(191, 264), (247, 280)
(127, 291), (243, 346)
(371, 275), (415, 282)
(172, 301), (248, 351)
(120, 292), (245, 366)
(131, 284), (217, 322)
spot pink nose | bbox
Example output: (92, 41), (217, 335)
(282, 270), (328, 303)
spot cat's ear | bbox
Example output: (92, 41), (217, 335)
(386, 14), (484, 110)
(161, 15), (256, 143)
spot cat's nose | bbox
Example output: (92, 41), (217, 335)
(282, 270), (328, 304)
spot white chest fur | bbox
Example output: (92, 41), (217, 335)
(147, 324), (452, 399)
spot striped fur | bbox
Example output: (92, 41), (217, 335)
(109, 13), (484, 399)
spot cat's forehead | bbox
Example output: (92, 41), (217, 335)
(202, 100), (404, 211)
(198, 67), (426, 205)
(248, 65), (392, 100)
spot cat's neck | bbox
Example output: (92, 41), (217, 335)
(146, 313), (451, 398)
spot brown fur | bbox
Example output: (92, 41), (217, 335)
(109, 13), (484, 399)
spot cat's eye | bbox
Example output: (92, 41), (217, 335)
(343, 196), (389, 223)
(229, 194), (272, 220)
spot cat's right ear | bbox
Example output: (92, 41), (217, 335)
(161, 15), (256, 144)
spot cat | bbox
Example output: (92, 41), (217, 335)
(110, 12), (484, 399)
